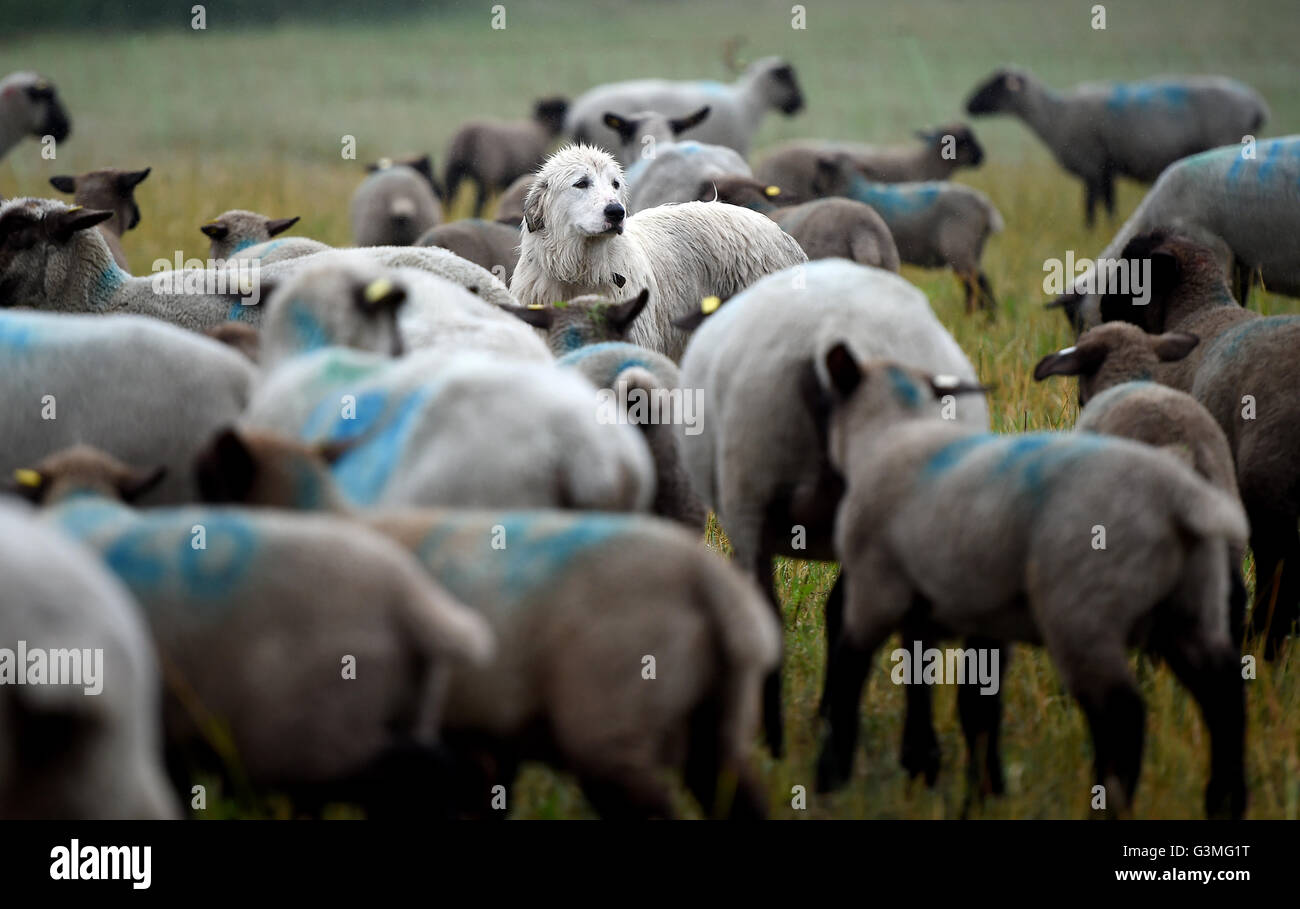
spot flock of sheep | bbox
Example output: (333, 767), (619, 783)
(0, 48), (1296, 820)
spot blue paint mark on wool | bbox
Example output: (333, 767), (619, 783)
(921, 434), (997, 479)
(886, 366), (923, 408)
(559, 326), (585, 354)
(91, 264), (128, 309)
(846, 176), (939, 217)
(1105, 82), (1190, 112)
(691, 81), (729, 97)
(285, 300), (331, 354)
(0, 313), (37, 352)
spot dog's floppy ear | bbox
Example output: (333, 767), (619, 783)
(523, 179), (547, 233)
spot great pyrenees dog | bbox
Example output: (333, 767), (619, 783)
(511, 144), (806, 360)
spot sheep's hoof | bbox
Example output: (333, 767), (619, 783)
(1205, 778), (1246, 820)
(899, 738), (941, 787)
(814, 723), (850, 793)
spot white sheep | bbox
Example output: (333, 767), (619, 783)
(0, 500), (178, 819)
(0, 72), (70, 161)
(511, 144), (806, 360)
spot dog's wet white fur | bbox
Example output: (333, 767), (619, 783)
(512, 144), (806, 360)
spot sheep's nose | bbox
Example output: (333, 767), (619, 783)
(604, 203), (625, 223)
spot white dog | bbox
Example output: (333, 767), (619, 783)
(511, 144), (806, 360)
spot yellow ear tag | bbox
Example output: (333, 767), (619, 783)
(701, 295), (721, 314)
(764, 185), (781, 197)
(364, 277), (394, 304)
(13, 468), (42, 488)
(526, 303), (546, 310)
(67, 205), (82, 212)
(35, 80), (49, 91)
(377, 157), (393, 170)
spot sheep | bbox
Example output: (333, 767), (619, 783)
(444, 98), (568, 217)
(502, 287), (652, 356)
(17, 444), (494, 818)
(1097, 230), (1300, 656)
(602, 106), (711, 163)
(812, 154), (1003, 315)
(243, 346), (654, 512)
(259, 260), (549, 371)
(693, 175), (900, 272)
(416, 219), (520, 283)
(49, 167), (151, 269)
(0, 198), (516, 330)
(0, 500), (178, 819)
(511, 144), (806, 360)
(566, 57), (804, 164)
(205, 321), (261, 362)
(0, 307), (253, 505)
(1052, 136), (1300, 330)
(350, 161), (442, 247)
(0, 72), (70, 161)
(965, 67), (1268, 226)
(192, 425), (777, 817)
(674, 258), (989, 757)
(810, 349), (1248, 819)
(753, 123), (985, 195)
(493, 174), (534, 227)
(1034, 321), (1248, 642)
(200, 209), (328, 264)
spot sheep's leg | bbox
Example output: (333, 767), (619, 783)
(1247, 507), (1300, 659)
(473, 180), (489, 219)
(1232, 259), (1253, 305)
(1100, 170), (1116, 221)
(957, 271), (977, 314)
(976, 271), (997, 318)
(816, 569), (845, 717)
(1228, 553), (1248, 652)
(750, 548), (787, 758)
(579, 767), (678, 819)
(1083, 180), (1099, 229)
(957, 635), (1006, 806)
(898, 607), (941, 786)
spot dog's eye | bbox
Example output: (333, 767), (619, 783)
(573, 179), (590, 189)
(611, 180), (620, 190)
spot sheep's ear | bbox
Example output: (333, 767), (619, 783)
(118, 167), (151, 191)
(119, 465), (167, 503)
(1044, 290), (1084, 333)
(355, 277), (407, 314)
(670, 106), (711, 135)
(49, 175), (76, 194)
(824, 342), (862, 398)
(798, 357), (833, 448)
(607, 288), (651, 333)
(412, 155), (444, 199)
(602, 112), (638, 143)
(523, 180), (546, 233)
(505, 303), (554, 330)
(265, 215), (300, 237)
(200, 221), (229, 240)
(1153, 331), (1199, 362)
(194, 428), (255, 504)
(1032, 343), (1105, 380)
(4, 468), (48, 505)
(928, 374), (992, 397)
(672, 295), (722, 332)
(44, 207), (113, 244)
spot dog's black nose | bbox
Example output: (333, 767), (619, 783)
(604, 203), (625, 223)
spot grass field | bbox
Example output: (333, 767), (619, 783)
(3, 0), (1298, 819)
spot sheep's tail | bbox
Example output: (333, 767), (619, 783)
(986, 201), (1005, 234)
(1170, 469), (1250, 546)
(400, 568), (497, 667)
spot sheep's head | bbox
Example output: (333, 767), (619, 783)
(505, 288), (650, 354)
(811, 153), (857, 196)
(195, 426), (347, 511)
(1033, 322), (1199, 407)
(4, 445), (165, 507)
(1, 72), (71, 144)
(262, 261), (408, 365)
(747, 57), (804, 115)
(533, 97), (569, 136)
(696, 175), (781, 211)
(0, 198), (113, 311)
(965, 67), (1032, 115)
(50, 167), (150, 236)
(366, 154), (443, 199)
(201, 209), (300, 259)
(915, 123), (985, 168)
(603, 106), (711, 159)
(806, 345), (988, 474)
(524, 144), (627, 237)
(1098, 230), (1232, 333)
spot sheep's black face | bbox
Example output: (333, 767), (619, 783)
(0, 211), (44, 308)
(965, 71), (1018, 115)
(956, 131), (985, 166)
(27, 85), (71, 142)
(768, 64), (805, 115)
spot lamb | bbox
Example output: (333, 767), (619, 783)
(193, 426), (777, 817)
(1052, 136), (1300, 330)
(243, 346), (653, 512)
(350, 160), (442, 247)
(416, 219), (521, 283)
(0, 501), (178, 819)
(811, 349), (1248, 819)
(49, 167), (151, 269)
(812, 154), (1003, 315)
(493, 174), (534, 227)
(674, 259), (989, 756)
(1097, 230), (1300, 656)
(0, 307), (253, 505)
(0, 198), (516, 331)
(201, 209), (328, 264)
(502, 287), (651, 356)
(965, 67), (1268, 226)
(693, 175), (900, 272)
(1033, 321), (1248, 641)
(17, 445), (494, 818)
(0, 72), (70, 161)
(258, 259), (549, 371)
(602, 106), (711, 162)
(753, 123), (985, 196)
(566, 57), (804, 164)
(444, 98), (568, 217)
(511, 144), (806, 360)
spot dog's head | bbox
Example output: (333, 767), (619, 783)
(523, 144), (628, 238)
